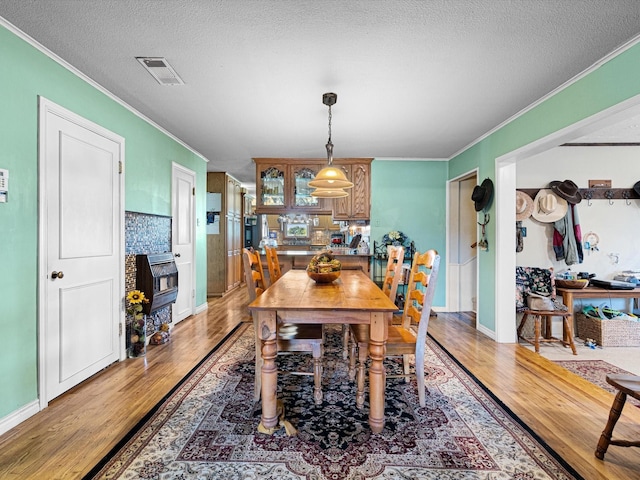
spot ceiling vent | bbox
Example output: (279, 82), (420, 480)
(136, 57), (184, 86)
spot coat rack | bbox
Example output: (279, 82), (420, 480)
(518, 188), (640, 206)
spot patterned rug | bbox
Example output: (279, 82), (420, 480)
(554, 359), (640, 407)
(85, 323), (581, 480)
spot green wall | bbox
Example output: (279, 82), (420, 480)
(0, 24), (208, 419)
(449, 42), (640, 332)
(370, 160), (447, 307)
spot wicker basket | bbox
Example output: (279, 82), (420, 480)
(575, 313), (640, 347)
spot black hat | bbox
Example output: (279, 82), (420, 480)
(633, 180), (640, 197)
(471, 178), (494, 212)
(549, 179), (582, 204)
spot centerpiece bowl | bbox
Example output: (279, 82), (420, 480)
(307, 264), (341, 283)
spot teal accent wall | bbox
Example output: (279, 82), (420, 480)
(0, 24), (208, 420)
(371, 160), (447, 307)
(449, 42), (640, 333)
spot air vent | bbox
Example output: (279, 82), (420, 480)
(136, 57), (184, 86)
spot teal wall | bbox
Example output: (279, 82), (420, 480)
(371, 160), (447, 307)
(0, 24), (208, 419)
(449, 42), (640, 332)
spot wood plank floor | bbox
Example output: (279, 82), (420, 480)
(0, 288), (639, 479)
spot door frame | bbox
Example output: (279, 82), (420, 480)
(171, 162), (196, 322)
(494, 93), (640, 343)
(446, 169), (479, 315)
(37, 97), (125, 409)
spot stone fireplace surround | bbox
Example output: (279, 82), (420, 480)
(125, 211), (172, 348)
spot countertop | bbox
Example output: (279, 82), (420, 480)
(271, 249), (372, 257)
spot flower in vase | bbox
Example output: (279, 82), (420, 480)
(382, 230), (408, 246)
(126, 289), (148, 319)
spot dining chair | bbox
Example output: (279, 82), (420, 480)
(242, 248), (325, 404)
(341, 245), (405, 359)
(349, 249), (440, 408)
(264, 245), (283, 284)
(595, 374), (640, 459)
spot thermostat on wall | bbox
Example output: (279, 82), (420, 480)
(0, 169), (8, 203)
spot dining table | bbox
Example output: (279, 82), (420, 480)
(248, 268), (398, 434)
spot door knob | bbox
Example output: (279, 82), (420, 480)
(51, 271), (64, 279)
(175, 253), (181, 257)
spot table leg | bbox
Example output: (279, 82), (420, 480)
(257, 310), (279, 433)
(368, 312), (388, 433)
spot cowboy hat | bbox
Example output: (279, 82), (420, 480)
(471, 178), (494, 212)
(531, 189), (568, 223)
(516, 191), (534, 221)
(549, 179), (582, 204)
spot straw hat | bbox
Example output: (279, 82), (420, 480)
(531, 189), (568, 223)
(515, 191), (534, 221)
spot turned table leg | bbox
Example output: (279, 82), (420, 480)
(368, 312), (388, 433)
(257, 310), (279, 433)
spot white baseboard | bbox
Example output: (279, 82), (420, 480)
(0, 400), (40, 436)
(195, 302), (208, 315)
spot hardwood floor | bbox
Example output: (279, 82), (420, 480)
(0, 289), (639, 479)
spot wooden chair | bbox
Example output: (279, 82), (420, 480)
(349, 250), (440, 408)
(340, 246), (405, 359)
(242, 248), (324, 404)
(515, 266), (577, 355)
(382, 245), (406, 305)
(264, 245), (282, 284)
(595, 374), (640, 460)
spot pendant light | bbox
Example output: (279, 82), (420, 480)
(310, 93), (354, 196)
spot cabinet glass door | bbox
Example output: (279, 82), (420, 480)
(260, 166), (285, 208)
(293, 166), (320, 208)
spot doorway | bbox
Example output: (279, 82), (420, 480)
(447, 170), (478, 315)
(495, 93), (640, 343)
(38, 98), (124, 405)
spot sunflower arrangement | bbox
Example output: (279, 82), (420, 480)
(126, 290), (149, 357)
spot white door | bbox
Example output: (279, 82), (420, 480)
(172, 163), (195, 323)
(39, 98), (123, 404)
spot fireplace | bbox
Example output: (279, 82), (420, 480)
(136, 253), (179, 315)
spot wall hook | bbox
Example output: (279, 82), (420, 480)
(622, 190), (631, 206)
(583, 189), (593, 207)
(604, 189), (614, 205)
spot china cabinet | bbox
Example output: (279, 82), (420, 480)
(254, 158), (330, 214)
(253, 158), (372, 217)
(207, 172), (242, 296)
(331, 158), (372, 220)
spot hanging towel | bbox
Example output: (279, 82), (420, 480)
(553, 204), (583, 265)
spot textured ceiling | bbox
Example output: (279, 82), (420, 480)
(1, 0), (640, 189)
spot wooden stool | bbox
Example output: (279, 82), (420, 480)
(517, 309), (577, 355)
(595, 374), (640, 459)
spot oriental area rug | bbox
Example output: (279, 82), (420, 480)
(554, 359), (640, 407)
(85, 323), (581, 480)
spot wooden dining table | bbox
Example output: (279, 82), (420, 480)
(248, 268), (398, 434)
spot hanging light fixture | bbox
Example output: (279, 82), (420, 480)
(310, 92), (354, 196)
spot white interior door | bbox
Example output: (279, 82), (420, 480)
(39, 98), (123, 403)
(172, 163), (195, 323)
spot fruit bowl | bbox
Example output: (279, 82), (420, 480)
(307, 264), (341, 283)
(555, 278), (589, 289)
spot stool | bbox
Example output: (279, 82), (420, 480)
(517, 309), (577, 355)
(595, 374), (640, 459)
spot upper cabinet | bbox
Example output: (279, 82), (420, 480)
(253, 158), (372, 218)
(332, 158), (372, 220)
(254, 158), (330, 214)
